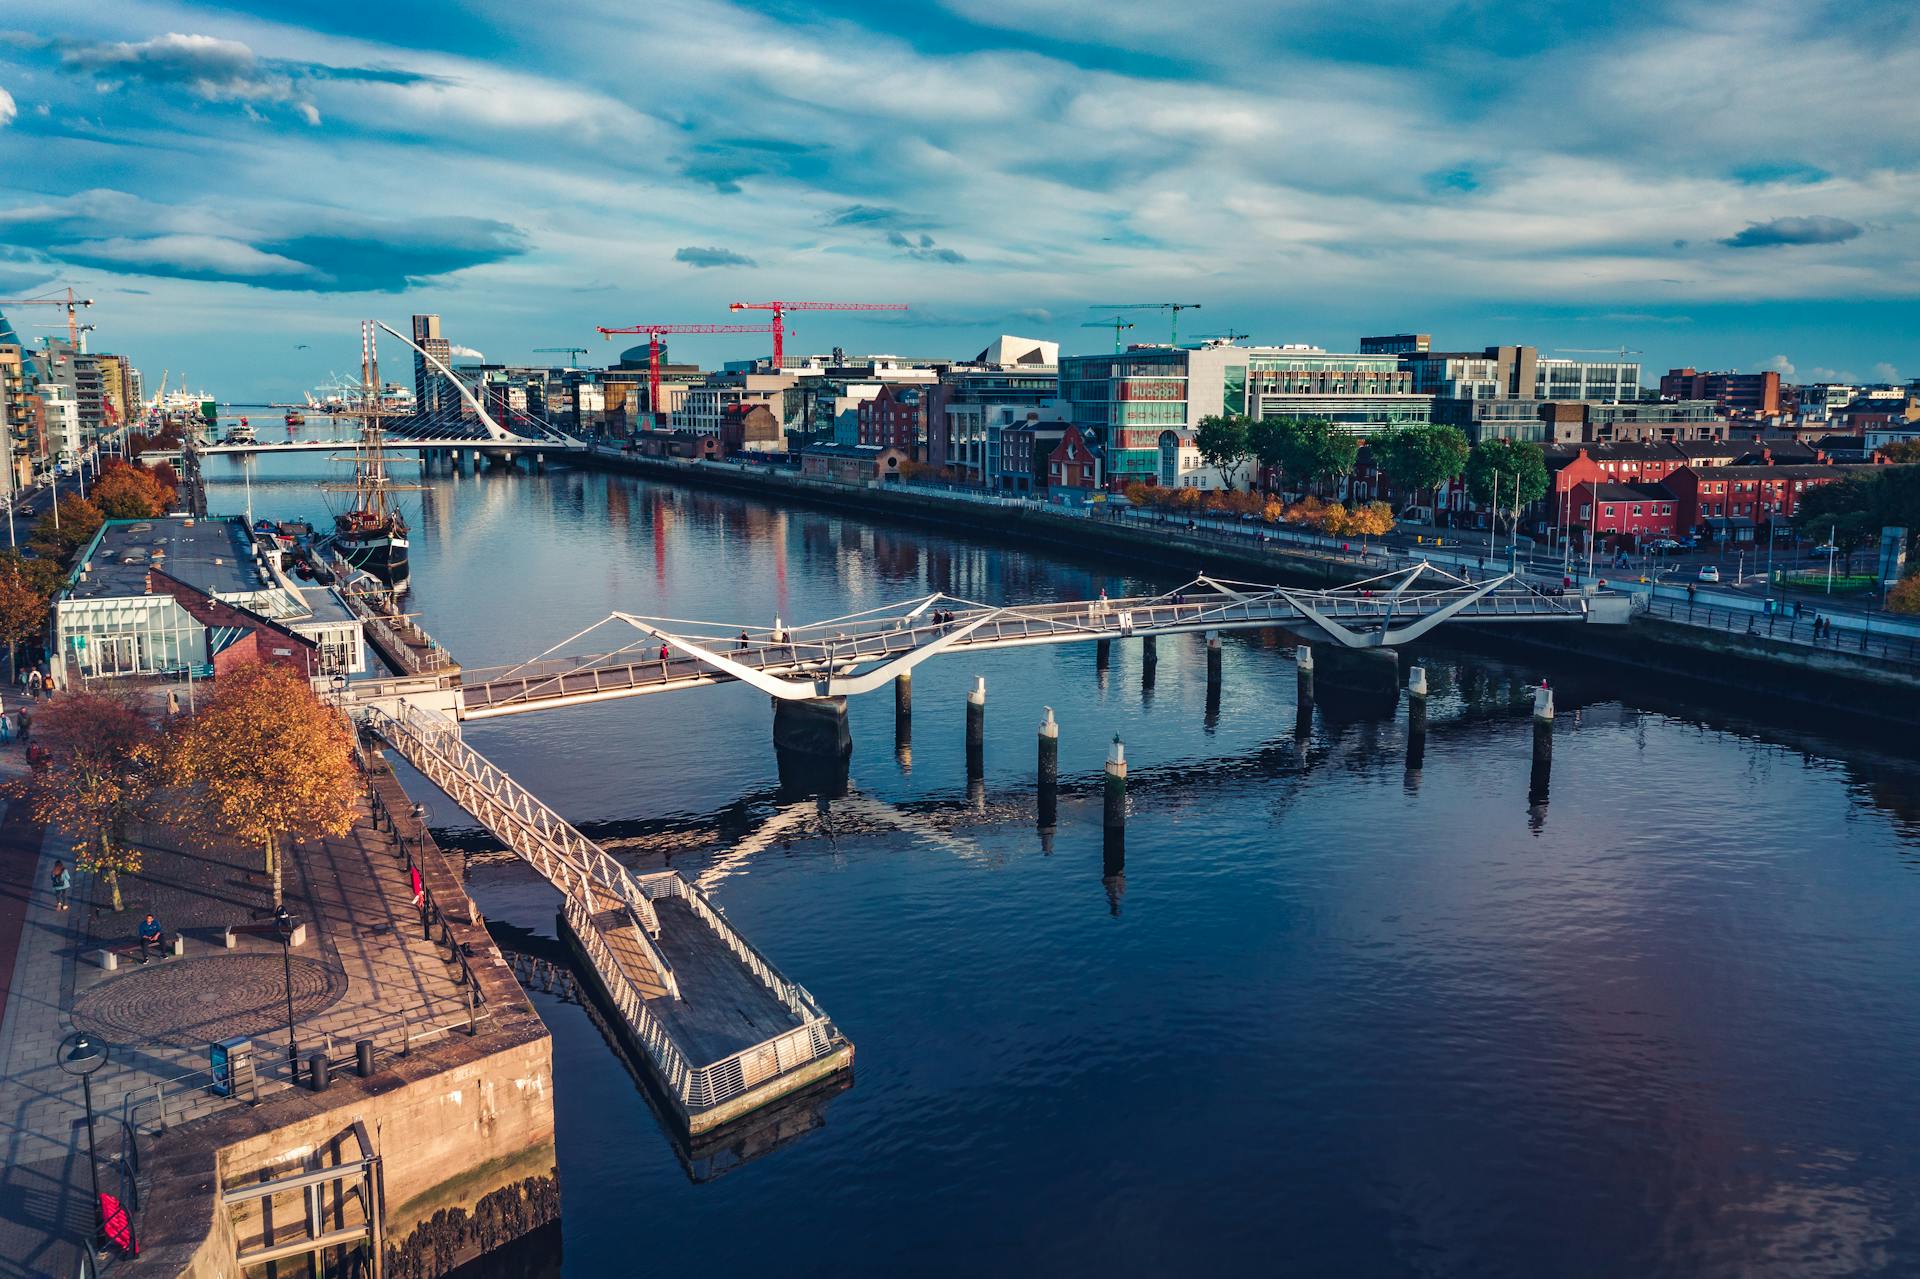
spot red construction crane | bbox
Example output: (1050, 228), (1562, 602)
(594, 322), (776, 426)
(726, 300), (908, 368)
(0, 287), (94, 348)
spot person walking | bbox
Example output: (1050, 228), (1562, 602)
(50, 860), (70, 912)
(17, 707), (30, 744)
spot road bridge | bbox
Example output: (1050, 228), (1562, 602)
(449, 565), (1609, 721)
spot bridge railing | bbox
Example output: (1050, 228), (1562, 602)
(362, 703), (674, 984)
(561, 890), (695, 1098)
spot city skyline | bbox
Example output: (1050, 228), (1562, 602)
(0, 0), (1916, 397)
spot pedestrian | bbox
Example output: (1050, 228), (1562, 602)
(26, 669), (40, 697)
(50, 859), (69, 912)
(737, 630), (750, 651)
(17, 707), (29, 744)
(137, 912), (164, 963)
(658, 643), (669, 663)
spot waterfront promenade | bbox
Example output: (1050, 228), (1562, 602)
(0, 735), (498, 1275)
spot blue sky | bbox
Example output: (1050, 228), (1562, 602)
(0, 0), (1915, 399)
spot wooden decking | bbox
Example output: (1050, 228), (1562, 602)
(645, 898), (801, 1065)
(586, 884), (672, 1002)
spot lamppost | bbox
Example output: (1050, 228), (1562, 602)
(276, 905), (298, 1081)
(57, 1031), (107, 1252)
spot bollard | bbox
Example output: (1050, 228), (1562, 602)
(1103, 736), (1127, 832)
(356, 1039), (375, 1078)
(1408, 665), (1429, 699)
(1096, 637), (1112, 669)
(309, 1052), (331, 1092)
(894, 671), (912, 723)
(966, 677), (986, 778)
(1295, 644), (1315, 703)
(1103, 736), (1127, 915)
(1141, 634), (1158, 666)
(1206, 631), (1222, 689)
(1533, 682), (1554, 722)
(1037, 707), (1059, 787)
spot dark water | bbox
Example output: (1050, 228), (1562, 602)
(205, 444), (1920, 1278)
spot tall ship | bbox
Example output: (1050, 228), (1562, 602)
(322, 323), (422, 585)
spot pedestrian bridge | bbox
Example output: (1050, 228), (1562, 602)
(448, 564), (1606, 721)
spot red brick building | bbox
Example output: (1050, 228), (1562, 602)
(145, 568), (321, 677)
(1658, 368), (1781, 416)
(1573, 482), (1681, 545)
(856, 384), (929, 456)
(1664, 463), (1873, 537)
(1045, 425), (1100, 490)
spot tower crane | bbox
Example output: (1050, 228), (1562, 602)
(1087, 302), (1202, 346)
(0, 287), (94, 347)
(726, 300), (908, 368)
(533, 346), (589, 366)
(1082, 317), (1136, 354)
(1553, 347), (1644, 360)
(1194, 329), (1250, 344)
(594, 322), (777, 427)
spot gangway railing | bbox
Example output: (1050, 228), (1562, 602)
(361, 702), (679, 998)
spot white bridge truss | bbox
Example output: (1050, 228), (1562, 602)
(455, 563), (1590, 719)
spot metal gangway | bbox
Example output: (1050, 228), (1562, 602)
(359, 702), (848, 1129)
(455, 564), (1600, 720)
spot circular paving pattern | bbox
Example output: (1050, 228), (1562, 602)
(74, 953), (348, 1052)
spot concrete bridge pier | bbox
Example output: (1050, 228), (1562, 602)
(1205, 631), (1222, 690)
(966, 678), (986, 778)
(1096, 638), (1111, 670)
(773, 696), (852, 758)
(1103, 736), (1126, 917)
(1405, 665), (1428, 786)
(1295, 645), (1315, 706)
(1530, 683), (1554, 816)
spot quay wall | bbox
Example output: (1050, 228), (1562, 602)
(572, 449), (1920, 728)
(138, 756), (559, 1279)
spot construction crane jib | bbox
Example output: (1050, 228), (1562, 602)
(726, 300), (909, 369)
(0, 287), (95, 348)
(593, 322), (777, 426)
(1087, 302), (1202, 347)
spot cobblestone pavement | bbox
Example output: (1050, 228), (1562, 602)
(0, 789), (478, 1271)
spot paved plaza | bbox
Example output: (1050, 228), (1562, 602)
(0, 750), (479, 1277)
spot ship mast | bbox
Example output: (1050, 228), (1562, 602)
(322, 319), (422, 518)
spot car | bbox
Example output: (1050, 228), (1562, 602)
(1697, 565), (1721, 583)
(1649, 538), (1681, 551)
(1813, 541), (1839, 554)
(1675, 536), (1697, 549)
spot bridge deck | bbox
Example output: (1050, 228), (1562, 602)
(645, 897), (802, 1065)
(586, 883), (672, 1002)
(458, 581), (1588, 719)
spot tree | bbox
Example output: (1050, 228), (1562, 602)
(1248, 416), (1299, 489)
(12, 690), (160, 912)
(1888, 573), (1920, 616)
(90, 461), (173, 519)
(145, 460), (183, 499)
(1370, 424), (1470, 511)
(1346, 500), (1397, 546)
(30, 495), (104, 564)
(1881, 439), (1920, 464)
(0, 554), (51, 669)
(1464, 439), (1550, 533)
(1194, 414), (1254, 491)
(164, 662), (360, 908)
(1277, 417), (1359, 496)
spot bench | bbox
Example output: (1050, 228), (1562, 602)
(224, 919), (308, 949)
(94, 934), (183, 970)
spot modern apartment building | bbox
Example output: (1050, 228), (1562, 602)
(926, 363), (1060, 485)
(1535, 356), (1641, 403)
(1404, 345), (1641, 404)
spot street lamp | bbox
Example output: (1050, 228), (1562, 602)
(275, 905), (299, 1082)
(57, 1031), (108, 1252)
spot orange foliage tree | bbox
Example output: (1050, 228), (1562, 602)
(164, 662), (360, 908)
(0, 552), (53, 667)
(90, 461), (175, 519)
(12, 689), (161, 912)
(1889, 573), (1920, 616)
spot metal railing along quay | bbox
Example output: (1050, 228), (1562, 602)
(1643, 597), (1920, 668)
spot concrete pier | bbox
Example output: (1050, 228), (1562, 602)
(1141, 634), (1158, 667)
(1531, 682), (1554, 813)
(1407, 664), (1429, 738)
(966, 677), (986, 778)
(1038, 708), (1059, 834)
(773, 695), (852, 758)
(1296, 644), (1315, 705)
(1206, 630), (1223, 689)
(1103, 736), (1127, 915)
(1096, 637), (1112, 669)
(894, 671), (912, 724)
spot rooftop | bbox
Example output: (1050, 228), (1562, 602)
(67, 516), (270, 602)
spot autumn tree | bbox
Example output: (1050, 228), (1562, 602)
(1345, 501), (1397, 546)
(0, 552), (53, 669)
(90, 461), (173, 519)
(12, 689), (160, 912)
(1267, 416), (1359, 496)
(164, 662), (360, 908)
(1888, 574), (1920, 616)
(30, 495), (104, 565)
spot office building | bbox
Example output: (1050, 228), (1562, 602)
(1359, 334), (1432, 355)
(411, 314), (454, 417)
(1658, 368), (1781, 416)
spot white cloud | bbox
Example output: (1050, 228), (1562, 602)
(1873, 362), (1902, 384)
(294, 100), (320, 126)
(50, 233), (315, 278)
(0, 87), (15, 128)
(1758, 354), (1796, 376)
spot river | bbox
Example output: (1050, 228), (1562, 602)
(203, 439), (1920, 1278)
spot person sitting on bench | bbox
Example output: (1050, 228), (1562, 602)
(138, 913), (165, 963)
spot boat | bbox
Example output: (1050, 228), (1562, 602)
(321, 323), (422, 586)
(285, 409), (306, 426)
(222, 420), (256, 445)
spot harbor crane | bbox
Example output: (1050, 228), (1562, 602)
(1082, 316), (1136, 354)
(0, 286), (94, 347)
(594, 322), (777, 427)
(533, 346), (589, 366)
(1087, 302), (1202, 346)
(726, 300), (908, 369)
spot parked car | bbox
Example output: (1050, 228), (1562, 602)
(1649, 538), (1681, 552)
(1697, 565), (1721, 583)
